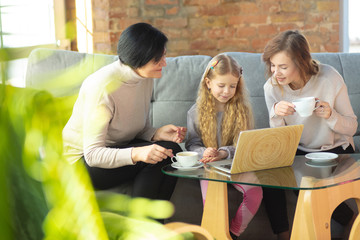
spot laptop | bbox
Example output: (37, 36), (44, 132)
(207, 124), (304, 174)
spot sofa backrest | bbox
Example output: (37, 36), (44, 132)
(25, 49), (360, 151)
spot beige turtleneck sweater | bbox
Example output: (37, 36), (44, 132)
(62, 59), (156, 168)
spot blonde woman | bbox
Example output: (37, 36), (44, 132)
(186, 54), (262, 239)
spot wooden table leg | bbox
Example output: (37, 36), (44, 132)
(291, 179), (360, 240)
(201, 180), (231, 240)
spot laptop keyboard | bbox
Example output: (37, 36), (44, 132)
(220, 164), (232, 169)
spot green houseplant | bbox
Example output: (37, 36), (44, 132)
(0, 48), (193, 240)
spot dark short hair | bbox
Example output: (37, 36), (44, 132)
(117, 22), (168, 69)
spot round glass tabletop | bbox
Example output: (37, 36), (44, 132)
(162, 153), (360, 190)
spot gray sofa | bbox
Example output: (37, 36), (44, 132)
(26, 48), (360, 239)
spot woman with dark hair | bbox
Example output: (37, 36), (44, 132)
(262, 30), (357, 239)
(63, 23), (186, 201)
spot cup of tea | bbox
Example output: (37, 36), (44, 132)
(171, 151), (199, 167)
(292, 97), (320, 117)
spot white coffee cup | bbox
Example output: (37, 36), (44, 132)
(292, 97), (320, 117)
(171, 151), (199, 167)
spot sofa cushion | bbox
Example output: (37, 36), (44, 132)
(25, 49), (360, 152)
(152, 55), (211, 128)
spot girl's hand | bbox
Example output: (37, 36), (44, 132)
(131, 144), (173, 164)
(152, 125), (187, 143)
(203, 147), (218, 158)
(274, 101), (295, 116)
(314, 99), (332, 119)
(201, 149), (228, 163)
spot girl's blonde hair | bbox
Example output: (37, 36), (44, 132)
(197, 54), (254, 148)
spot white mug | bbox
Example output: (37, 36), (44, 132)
(292, 97), (320, 117)
(171, 151), (199, 167)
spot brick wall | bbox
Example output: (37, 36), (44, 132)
(88, 0), (340, 56)
(65, 0), (77, 51)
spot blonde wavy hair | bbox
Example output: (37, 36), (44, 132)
(197, 54), (254, 148)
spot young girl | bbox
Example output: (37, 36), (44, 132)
(186, 54), (263, 239)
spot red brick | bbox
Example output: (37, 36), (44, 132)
(278, 23), (302, 32)
(317, 1), (339, 12)
(109, 8), (127, 18)
(258, 25), (277, 36)
(154, 18), (187, 28)
(182, 28), (203, 39)
(234, 26), (257, 38)
(127, 7), (139, 17)
(324, 43), (339, 52)
(94, 20), (109, 31)
(94, 43), (112, 54)
(330, 32), (339, 43)
(189, 16), (227, 28)
(270, 13), (305, 23)
(93, 8), (109, 19)
(93, 32), (110, 43)
(303, 24), (317, 31)
(87, 0), (341, 56)
(260, 1), (281, 13)
(319, 26), (331, 34)
(118, 19), (147, 30)
(206, 28), (226, 39)
(327, 13), (339, 23)
(110, 0), (138, 8)
(166, 6), (179, 15)
(183, 0), (219, 6)
(163, 28), (182, 39)
(199, 4), (241, 16)
(206, 27), (236, 39)
(309, 44), (320, 52)
(143, 7), (165, 17)
(94, 0), (110, 9)
(163, 27), (202, 39)
(239, 2), (259, 13)
(281, 2), (301, 12)
(306, 34), (326, 44)
(65, 0), (75, 8)
(251, 37), (272, 51)
(109, 32), (121, 44)
(145, 0), (179, 5)
(190, 39), (217, 50)
(229, 15), (267, 25)
(303, 1), (316, 10)
(167, 40), (190, 51)
(217, 38), (250, 52)
(308, 13), (325, 23)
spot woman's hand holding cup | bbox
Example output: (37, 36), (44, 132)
(314, 99), (332, 119)
(274, 101), (296, 116)
(292, 97), (320, 117)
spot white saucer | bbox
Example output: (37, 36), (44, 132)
(171, 162), (203, 171)
(305, 160), (338, 168)
(305, 152), (338, 163)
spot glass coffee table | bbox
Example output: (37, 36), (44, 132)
(162, 153), (360, 240)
